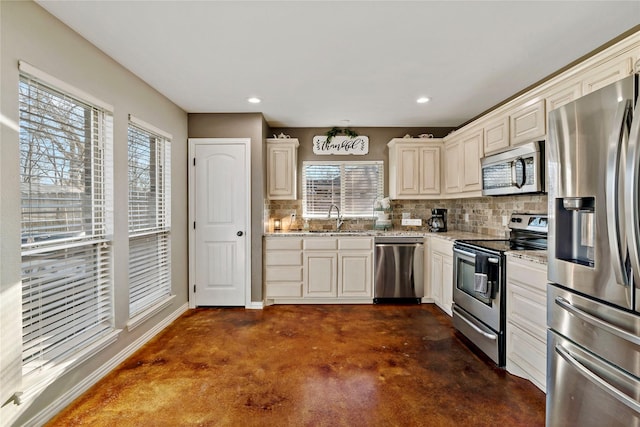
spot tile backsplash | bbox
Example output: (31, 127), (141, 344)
(266, 194), (548, 237)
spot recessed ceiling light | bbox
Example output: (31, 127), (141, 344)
(248, 97), (261, 104)
(417, 97), (430, 104)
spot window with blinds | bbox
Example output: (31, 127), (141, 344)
(128, 120), (171, 317)
(19, 74), (114, 376)
(302, 161), (383, 218)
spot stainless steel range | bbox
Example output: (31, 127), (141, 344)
(452, 213), (548, 366)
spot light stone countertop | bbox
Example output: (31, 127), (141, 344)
(506, 250), (548, 265)
(264, 229), (547, 265)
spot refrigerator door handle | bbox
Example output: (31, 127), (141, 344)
(555, 296), (640, 345)
(625, 95), (640, 303)
(555, 343), (640, 413)
(606, 101), (631, 287)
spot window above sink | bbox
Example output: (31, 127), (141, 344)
(302, 160), (383, 219)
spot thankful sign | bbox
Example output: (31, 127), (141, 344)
(312, 135), (369, 155)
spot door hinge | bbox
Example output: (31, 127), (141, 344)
(193, 284), (196, 293)
(193, 158), (196, 166)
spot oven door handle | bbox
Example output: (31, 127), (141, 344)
(455, 310), (498, 341)
(453, 247), (476, 258)
(453, 248), (500, 264)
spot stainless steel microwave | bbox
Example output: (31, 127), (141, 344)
(480, 141), (545, 196)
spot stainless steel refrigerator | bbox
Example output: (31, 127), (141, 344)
(547, 73), (640, 426)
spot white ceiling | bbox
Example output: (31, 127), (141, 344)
(36, 1), (639, 128)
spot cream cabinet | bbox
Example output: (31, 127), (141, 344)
(444, 128), (483, 195)
(506, 255), (547, 392)
(483, 116), (510, 154)
(264, 237), (303, 298)
(545, 80), (582, 113)
(266, 138), (299, 200)
(429, 236), (454, 316)
(444, 139), (460, 194)
(581, 55), (634, 95)
(302, 237), (373, 301)
(509, 99), (546, 146)
(388, 138), (442, 199)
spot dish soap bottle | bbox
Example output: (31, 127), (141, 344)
(303, 219), (310, 231)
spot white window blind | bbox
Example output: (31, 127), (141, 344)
(128, 120), (171, 317)
(302, 161), (383, 218)
(19, 73), (114, 376)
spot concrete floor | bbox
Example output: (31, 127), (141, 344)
(47, 304), (545, 426)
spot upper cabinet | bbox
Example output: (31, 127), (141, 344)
(444, 127), (483, 195)
(545, 80), (582, 113)
(581, 55), (634, 95)
(266, 138), (299, 200)
(388, 138), (442, 199)
(483, 115), (510, 154)
(509, 99), (546, 146)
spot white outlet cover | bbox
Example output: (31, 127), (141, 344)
(401, 218), (422, 226)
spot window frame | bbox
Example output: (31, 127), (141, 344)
(301, 160), (384, 219)
(18, 64), (115, 382)
(127, 116), (172, 320)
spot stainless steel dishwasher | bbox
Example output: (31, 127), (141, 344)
(373, 236), (424, 303)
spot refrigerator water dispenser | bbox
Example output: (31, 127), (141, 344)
(555, 197), (595, 267)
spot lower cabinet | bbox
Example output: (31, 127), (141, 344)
(506, 255), (547, 392)
(264, 237), (303, 298)
(265, 236), (373, 303)
(429, 236), (454, 316)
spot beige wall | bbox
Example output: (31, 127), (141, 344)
(1, 2), (188, 425)
(188, 113), (268, 302)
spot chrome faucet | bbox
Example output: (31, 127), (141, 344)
(327, 204), (344, 230)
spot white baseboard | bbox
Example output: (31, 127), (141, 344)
(25, 302), (188, 427)
(245, 301), (264, 310)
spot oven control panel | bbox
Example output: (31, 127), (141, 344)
(509, 213), (548, 233)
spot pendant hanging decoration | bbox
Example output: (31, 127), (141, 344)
(313, 127), (369, 155)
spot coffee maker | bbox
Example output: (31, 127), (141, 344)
(427, 208), (447, 232)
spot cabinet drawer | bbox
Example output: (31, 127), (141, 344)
(507, 258), (546, 293)
(265, 266), (302, 281)
(265, 238), (302, 250)
(265, 282), (302, 298)
(338, 238), (373, 250)
(304, 238), (338, 250)
(264, 251), (302, 266)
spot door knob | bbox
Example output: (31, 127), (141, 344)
(237, 231), (243, 236)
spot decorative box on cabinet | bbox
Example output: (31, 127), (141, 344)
(506, 255), (547, 392)
(266, 138), (299, 200)
(388, 138), (442, 199)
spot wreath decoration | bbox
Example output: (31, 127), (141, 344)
(325, 126), (358, 143)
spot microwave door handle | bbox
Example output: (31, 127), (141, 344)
(517, 157), (526, 188)
(510, 157), (525, 188)
(606, 100), (631, 288)
(625, 97), (640, 297)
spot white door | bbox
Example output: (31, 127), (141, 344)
(189, 139), (250, 307)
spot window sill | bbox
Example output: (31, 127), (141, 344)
(127, 295), (176, 332)
(20, 329), (122, 403)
